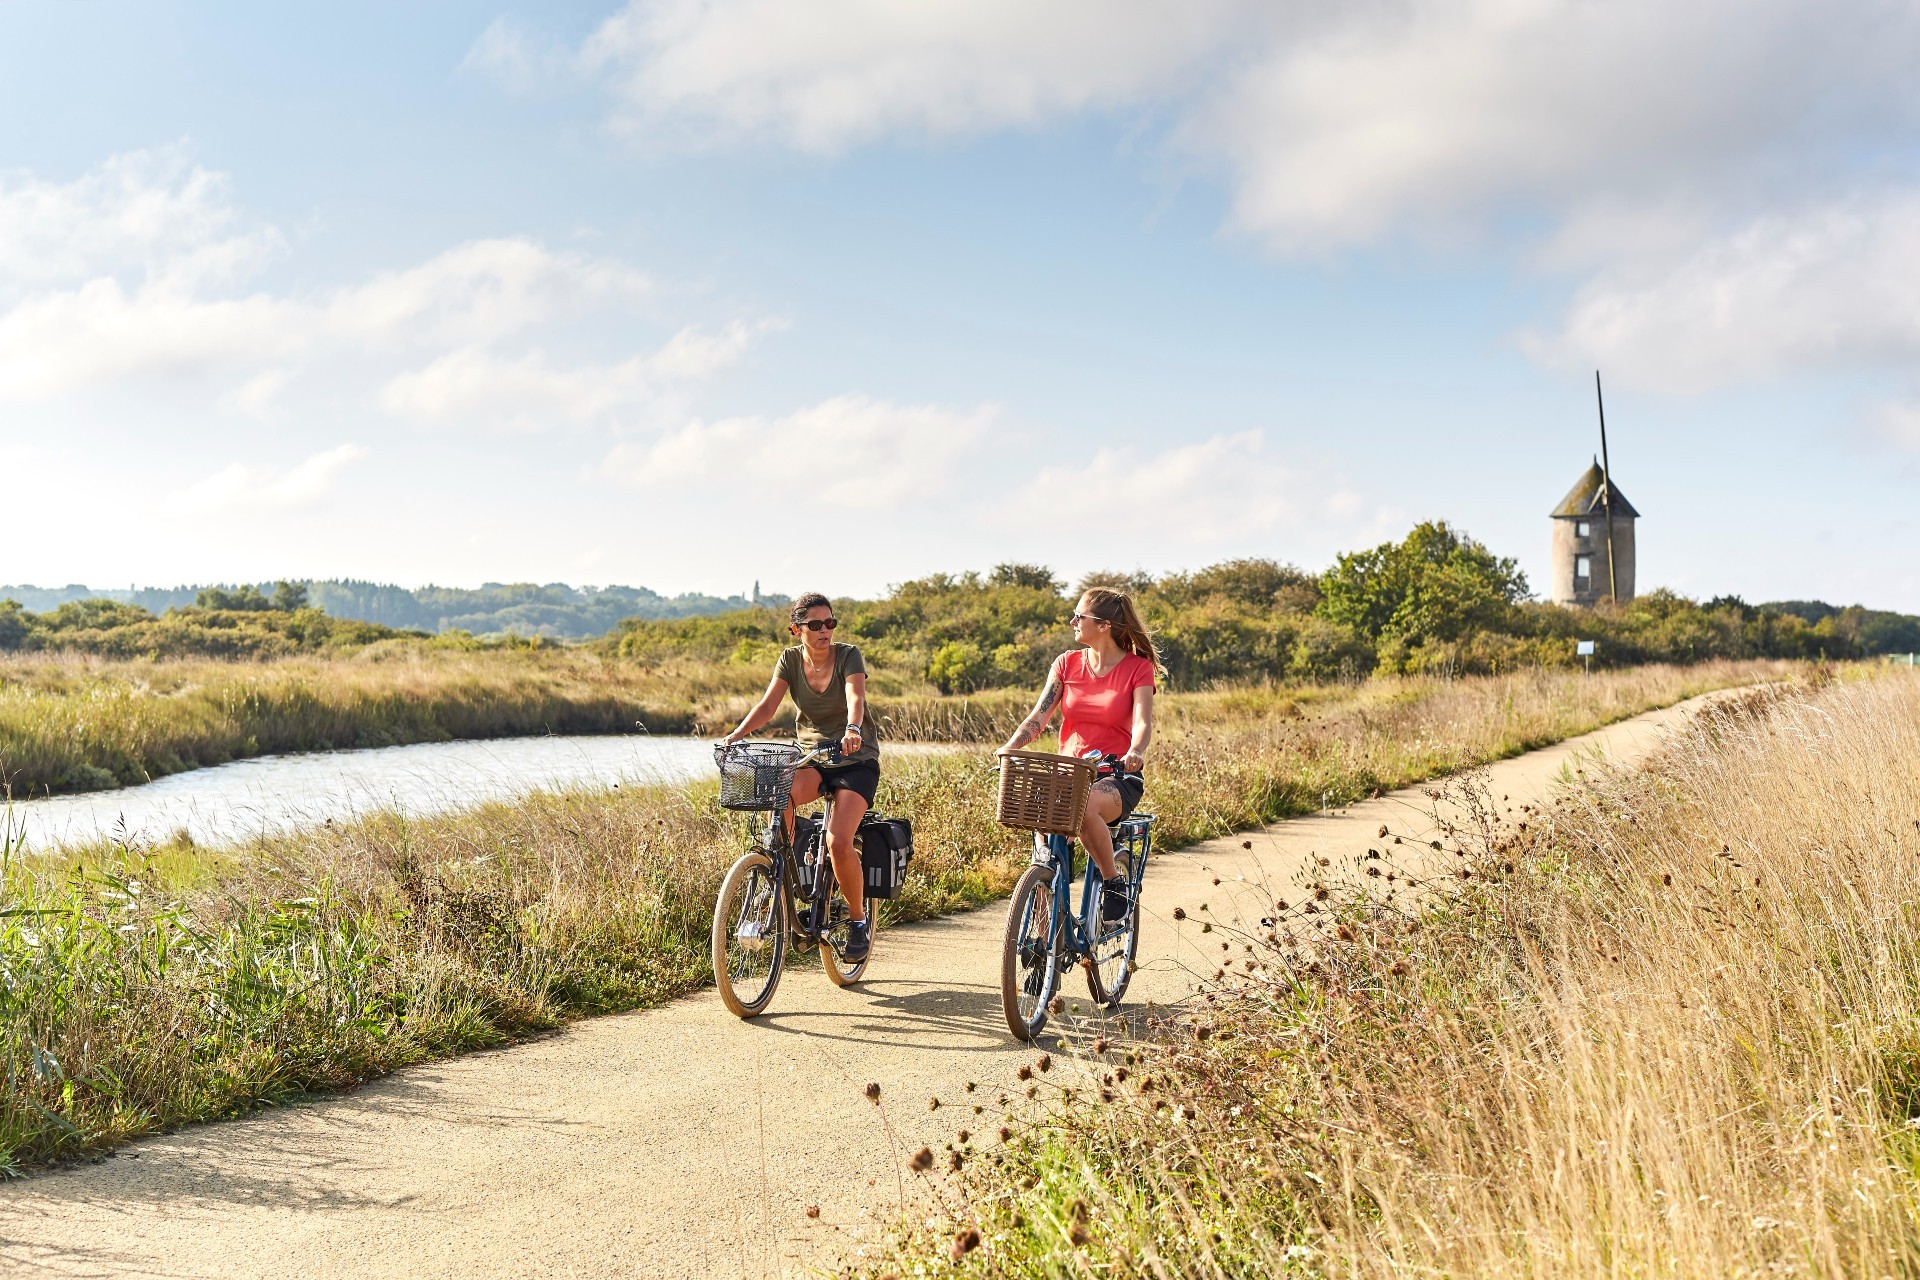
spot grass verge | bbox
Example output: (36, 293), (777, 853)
(876, 668), (1920, 1278)
(0, 660), (1784, 1174)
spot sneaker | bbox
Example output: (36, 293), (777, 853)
(1101, 876), (1133, 922)
(842, 919), (872, 963)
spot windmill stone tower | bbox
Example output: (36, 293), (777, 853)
(1550, 459), (1638, 606)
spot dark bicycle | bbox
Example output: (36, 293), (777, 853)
(1000, 754), (1155, 1041)
(710, 741), (910, 1018)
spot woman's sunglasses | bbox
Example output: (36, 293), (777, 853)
(797, 617), (838, 632)
(1069, 612), (1109, 626)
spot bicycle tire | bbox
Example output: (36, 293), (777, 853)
(1001, 864), (1061, 1041)
(820, 899), (874, 987)
(1085, 846), (1142, 1008)
(712, 850), (788, 1018)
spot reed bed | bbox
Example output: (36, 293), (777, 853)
(0, 649), (1028, 796)
(0, 660), (1780, 1174)
(885, 668), (1920, 1278)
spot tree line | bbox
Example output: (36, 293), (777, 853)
(613, 522), (1920, 691)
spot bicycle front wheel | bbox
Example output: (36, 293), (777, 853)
(1001, 864), (1061, 1042)
(713, 850), (788, 1018)
(1086, 846), (1142, 1008)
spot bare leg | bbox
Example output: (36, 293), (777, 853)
(785, 768), (823, 846)
(825, 787), (869, 921)
(1079, 782), (1124, 879)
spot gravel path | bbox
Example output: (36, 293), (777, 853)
(0, 695), (1715, 1279)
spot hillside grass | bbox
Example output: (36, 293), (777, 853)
(0, 659), (1785, 1175)
(881, 668), (1920, 1278)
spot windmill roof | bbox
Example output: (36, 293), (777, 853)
(1552, 459), (1640, 518)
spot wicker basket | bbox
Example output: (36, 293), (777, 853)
(715, 741), (806, 811)
(996, 749), (1097, 834)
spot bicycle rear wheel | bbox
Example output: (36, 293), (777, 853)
(712, 851), (788, 1018)
(1001, 864), (1061, 1041)
(820, 895), (874, 987)
(1085, 846), (1141, 1008)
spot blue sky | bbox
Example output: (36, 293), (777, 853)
(2, 1), (1916, 608)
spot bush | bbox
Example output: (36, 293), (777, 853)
(927, 640), (990, 694)
(0, 602), (26, 652)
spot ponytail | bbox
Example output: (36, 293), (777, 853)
(1081, 587), (1160, 672)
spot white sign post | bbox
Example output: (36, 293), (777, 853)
(1576, 639), (1596, 674)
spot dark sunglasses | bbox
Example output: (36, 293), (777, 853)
(1069, 612), (1109, 626)
(797, 617), (838, 632)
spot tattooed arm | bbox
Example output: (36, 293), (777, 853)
(999, 657), (1065, 753)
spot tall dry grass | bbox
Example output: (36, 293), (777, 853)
(0, 660), (1782, 1174)
(893, 669), (1920, 1278)
(0, 648), (1030, 795)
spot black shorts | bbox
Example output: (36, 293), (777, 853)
(812, 760), (880, 806)
(1096, 771), (1144, 822)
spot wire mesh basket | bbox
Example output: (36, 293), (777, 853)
(996, 749), (1097, 834)
(715, 741), (806, 811)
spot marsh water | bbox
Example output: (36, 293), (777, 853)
(7, 734), (725, 852)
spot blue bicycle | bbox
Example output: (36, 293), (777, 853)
(999, 755), (1155, 1041)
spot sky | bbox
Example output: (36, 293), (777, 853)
(1, 0), (1916, 608)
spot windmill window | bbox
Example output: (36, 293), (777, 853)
(1575, 520), (1590, 538)
(1575, 555), (1593, 580)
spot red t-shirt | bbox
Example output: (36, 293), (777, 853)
(1056, 649), (1155, 760)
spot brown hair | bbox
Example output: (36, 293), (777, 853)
(789, 592), (832, 625)
(1080, 587), (1159, 670)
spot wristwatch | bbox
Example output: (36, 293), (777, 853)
(846, 725), (863, 738)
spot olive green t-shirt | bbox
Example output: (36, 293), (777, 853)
(775, 643), (880, 766)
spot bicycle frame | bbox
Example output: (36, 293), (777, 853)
(1030, 816), (1152, 963)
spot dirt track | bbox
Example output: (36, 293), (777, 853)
(0, 696), (1714, 1279)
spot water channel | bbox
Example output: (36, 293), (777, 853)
(7, 734), (727, 852)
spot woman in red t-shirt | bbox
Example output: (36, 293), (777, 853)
(999, 587), (1158, 920)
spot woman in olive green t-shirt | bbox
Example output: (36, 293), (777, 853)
(721, 592), (879, 960)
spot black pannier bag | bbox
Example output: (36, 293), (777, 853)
(858, 816), (914, 900)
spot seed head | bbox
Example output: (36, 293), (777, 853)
(864, 1082), (881, 1102)
(951, 1228), (982, 1260)
(909, 1147), (934, 1172)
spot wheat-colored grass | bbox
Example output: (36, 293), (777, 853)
(894, 669), (1920, 1278)
(0, 659), (1783, 1174)
(0, 647), (1034, 795)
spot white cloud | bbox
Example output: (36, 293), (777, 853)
(0, 148), (660, 404)
(1533, 193), (1920, 393)
(580, 0), (1247, 151)
(0, 144), (280, 290)
(1004, 431), (1368, 547)
(1876, 398), (1920, 453)
(461, 18), (578, 96)
(562, 1), (1920, 250)
(380, 320), (781, 429)
(167, 443), (368, 514)
(0, 237), (646, 401)
(602, 393), (995, 503)
(1189, 0), (1920, 252)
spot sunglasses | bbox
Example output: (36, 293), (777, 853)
(1069, 612), (1110, 626)
(797, 617), (838, 632)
